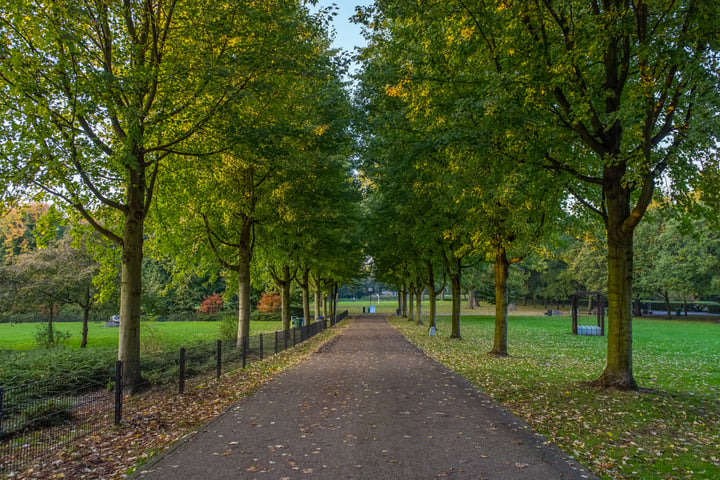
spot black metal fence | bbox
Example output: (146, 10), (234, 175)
(1, 311), (348, 475)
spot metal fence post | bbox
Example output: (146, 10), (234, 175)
(179, 347), (186, 395)
(284, 329), (288, 350)
(293, 327), (296, 346)
(259, 334), (264, 361)
(274, 330), (278, 355)
(114, 360), (123, 426)
(217, 340), (222, 380)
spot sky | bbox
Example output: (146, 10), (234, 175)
(312, 1), (372, 74)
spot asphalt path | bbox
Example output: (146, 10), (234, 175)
(133, 315), (597, 480)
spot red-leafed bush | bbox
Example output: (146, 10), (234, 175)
(199, 293), (223, 315)
(257, 291), (281, 312)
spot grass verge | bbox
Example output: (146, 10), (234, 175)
(391, 315), (720, 480)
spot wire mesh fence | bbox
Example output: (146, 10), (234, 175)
(0, 378), (114, 474)
(1, 311), (348, 475)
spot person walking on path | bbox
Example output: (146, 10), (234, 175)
(133, 315), (597, 479)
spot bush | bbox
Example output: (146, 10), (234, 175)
(22, 398), (75, 428)
(251, 310), (282, 322)
(198, 293), (224, 315)
(256, 291), (281, 312)
(218, 312), (238, 341)
(34, 323), (72, 348)
(0, 347), (116, 391)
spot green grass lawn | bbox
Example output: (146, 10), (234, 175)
(0, 318), (285, 388)
(392, 315), (720, 480)
(0, 319), (283, 351)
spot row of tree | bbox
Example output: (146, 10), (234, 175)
(354, 0), (719, 389)
(0, 0), (364, 390)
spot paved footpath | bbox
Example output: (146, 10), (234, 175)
(134, 316), (597, 480)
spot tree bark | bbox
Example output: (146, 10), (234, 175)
(280, 265), (291, 331)
(298, 267), (311, 325)
(467, 289), (476, 309)
(663, 292), (672, 319)
(312, 273), (322, 320)
(119, 201), (144, 391)
(450, 262), (462, 339)
(592, 181), (638, 390)
(81, 286), (90, 348)
(408, 287), (414, 321)
(427, 261), (438, 328)
(47, 301), (55, 345)
(402, 286), (408, 316)
(236, 238), (252, 347)
(415, 286), (423, 325)
(489, 247), (509, 356)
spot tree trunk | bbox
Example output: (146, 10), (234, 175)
(323, 292), (328, 318)
(119, 205), (144, 391)
(663, 291), (672, 320)
(633, 297), (641, 317)
(408, 288), (414, 321)
(280, 265), (291, 331)
(312, 273), (321, 320)
(81, 304), (90, 349)
(467, 289), (476, 309)
(314, 288), (321, 319)
(299, 268), (311, 325)
(80, 286), (90, 348)
(489, 247), (509, 356)
(333, 284), (339, 317)
(402, 285), (409, 317)
(450, 262), (462, 339)
(415, 286), (423, 325)
(592, 184), (638, 390)
(427, 261), (437, 328)
(236, 239), (252, 347)
(47, 302), (55, 345)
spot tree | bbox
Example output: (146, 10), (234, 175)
(634, 206), (720, 317)
(356, 1), (567, 352)
(1, 0), (323, 389)
(0, 233), (102, 347)
(491, 0), (719, 388)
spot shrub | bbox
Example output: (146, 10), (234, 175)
(198, 293), (223, 315)
(251, 310), (282, 322)
(218, 312), (238, 341)
(33, 323), (72, 348)
(22, 398), (75, 428)
(256, 291), (281, 312)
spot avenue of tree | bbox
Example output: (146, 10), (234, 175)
(355, 0), (719, 389)
(1, 0), (718, 393)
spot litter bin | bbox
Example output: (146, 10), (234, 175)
(291, 316), (302, 329)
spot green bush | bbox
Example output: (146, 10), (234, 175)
(251, 310), (282, 322)
(219, 312), (238, 340)
(0, 347), (116, 391)
(33, 324), (72, 348)
(22, 398), (75, 428)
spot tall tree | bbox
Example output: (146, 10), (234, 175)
(490, 0), (720, 388)
(0, 0), (319, 389)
